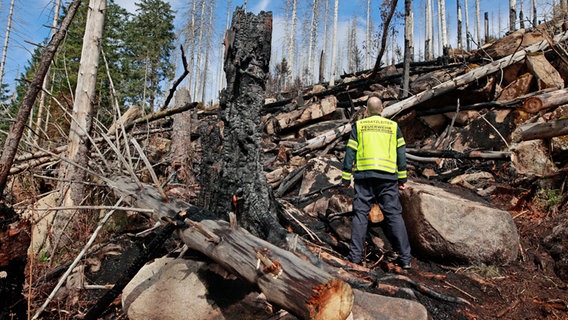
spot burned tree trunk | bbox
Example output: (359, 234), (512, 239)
(199, 8), (284, 242)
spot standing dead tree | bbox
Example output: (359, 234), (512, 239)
(53, 0), (106, 248)
(0, 0), (81, 196)
(198, 8), (286, 243)
(371, 0), (398, 76)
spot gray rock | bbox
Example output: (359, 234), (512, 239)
(350, 289), (428, 320)
(401, 181), (519, 265)
(123, 257), (273, 320)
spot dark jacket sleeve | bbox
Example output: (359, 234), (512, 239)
(396, 126), (408, 183)
(341, 124), (358, 184)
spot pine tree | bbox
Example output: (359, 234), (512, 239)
(128, 0), (175, 111)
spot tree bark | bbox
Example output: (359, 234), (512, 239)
(0, 0), (15, 87)
(457, 0), (463, 50)
(372, 0), (398, 75)
(178, 219), (354, 320)
(382, 30), (568, 118)
(329, 0), (338, 86)
(265, 96), (337, 134)
(509, 0), (517, 32)
(0, 0), (81, 197)
(425, 0), (433, 60)
(199, 8), (285, 243)
(401, 0), (412, 99)
(475, 0), (481, 47)
(512, 118), (568, 143)
(54, 0), (106, 247)
(293, 122), (351, 155)
(523, 88), (568, 113)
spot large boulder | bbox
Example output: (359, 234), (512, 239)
(122, 257), (273, 320)
(400, 181), (519, 265)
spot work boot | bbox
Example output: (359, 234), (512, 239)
(396, 258), (411, 270)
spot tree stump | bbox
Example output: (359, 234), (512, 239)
(199, 7), (284, 242)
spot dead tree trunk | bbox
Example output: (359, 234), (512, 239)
(199, 8), (285, 243)
(0, 0), (81, 196)
(401, 0), (412, 98)
(371, 0), (398, 76)
(512, 118), (568, 142)
(523, 88), (568, 113)
(53, 0), (106, 248)
(178, 220), (354, 320)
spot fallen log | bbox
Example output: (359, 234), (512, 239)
(406, 148), (511, 159)
(525, 52), (564, 90)
(382, 30), (568, 118)
(293, 123), (351, 155)
(110, 176), (354, 320)
(415, 88), (555, 116)
(275, 167), (305, 197)
(123, 102), (199, 132)
(522, 88), (568, 113)
(512, 118), (568, 142)
(178, 219), (353, 320)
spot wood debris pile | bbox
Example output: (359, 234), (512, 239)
(4, 14), (568, 320)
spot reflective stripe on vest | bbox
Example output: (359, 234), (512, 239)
(354, 115), (400, 173)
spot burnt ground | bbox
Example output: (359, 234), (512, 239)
(24, 183), (567, 320)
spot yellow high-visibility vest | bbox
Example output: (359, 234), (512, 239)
(350, 115), (403, 173)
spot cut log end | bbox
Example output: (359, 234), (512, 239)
(523, 97), (543, 113)
(308, 278), (354, 320)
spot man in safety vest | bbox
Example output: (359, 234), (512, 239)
(341, 96), (412, 269)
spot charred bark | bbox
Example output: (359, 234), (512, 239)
(0, 204), (30, 319)
(199, 8), (285, 243)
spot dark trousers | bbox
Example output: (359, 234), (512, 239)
(348, 178), (411, 264)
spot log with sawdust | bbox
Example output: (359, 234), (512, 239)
(512, 118), (568, 143)
(382, 30), (568, 118)
(110, 176), (354, 320)
(522, 88), (568, 113)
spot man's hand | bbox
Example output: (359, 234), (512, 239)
(342, 179), (351, 188)
(398, 182), (406, 190)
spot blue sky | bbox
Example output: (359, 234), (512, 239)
(0, 0), (561, 102)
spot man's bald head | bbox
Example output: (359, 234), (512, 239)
(367, 97), (383, 115)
